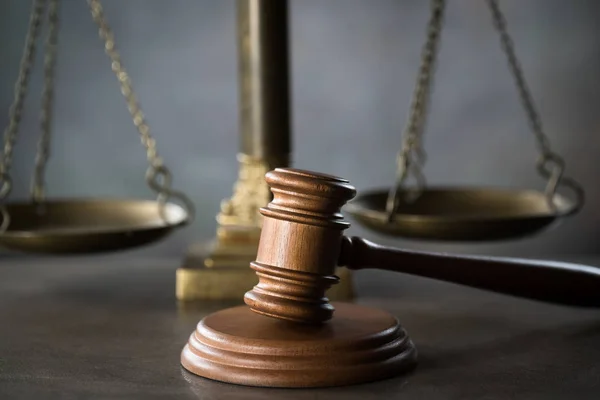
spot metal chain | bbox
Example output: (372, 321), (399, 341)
(386, 0), (445, 220)
(1, 0), (46, 199)
(487, 0), (584, 210)
(31, 0), (59, 203)
(0, 0), (47, 231)
(87, 0), (195, 224)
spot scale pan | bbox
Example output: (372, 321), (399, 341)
(0, 199), (188, 254)
(345, 188), (577, 241)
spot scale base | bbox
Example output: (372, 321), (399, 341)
(177, 265), (354, 302)
(178, 227), (354, 301)
(181, 302), (417, 388)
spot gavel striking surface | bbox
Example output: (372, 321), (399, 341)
(182, 167), (600, 387)
(182, 168), (418, 387)
(181, 303), (416, 388)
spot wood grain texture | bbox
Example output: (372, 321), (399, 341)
(180, 302), (417, 388)
(183, 167), (600, 389)
(4, 256), (600, 398)
(244, 168), (356, 323)
(340, 236), (600, 308)
(245, 168), (600, 325)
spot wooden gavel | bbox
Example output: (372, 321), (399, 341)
(245, 168), (600, 324)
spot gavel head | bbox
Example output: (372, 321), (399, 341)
(244, 168), (357, 325)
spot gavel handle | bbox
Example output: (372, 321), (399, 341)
(339, 236), (600, 307)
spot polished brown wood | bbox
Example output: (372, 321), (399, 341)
(181, 168), (417, 388)
(183, 167), (600, 388)
(244, 168), (357, 323)
(245, 168), (600, 325)
(181, 302), (417, 388)
(340, 236), (600, 308)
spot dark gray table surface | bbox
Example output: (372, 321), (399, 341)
(1, 254), (600, 399)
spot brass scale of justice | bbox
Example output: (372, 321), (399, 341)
(3, 0), (600, 389)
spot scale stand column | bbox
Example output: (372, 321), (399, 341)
(177, 0), (354, 302)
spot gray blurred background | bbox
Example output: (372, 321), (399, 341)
(0, 0), (598, 259)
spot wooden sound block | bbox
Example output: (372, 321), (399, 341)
(181, 302), (417, 388)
